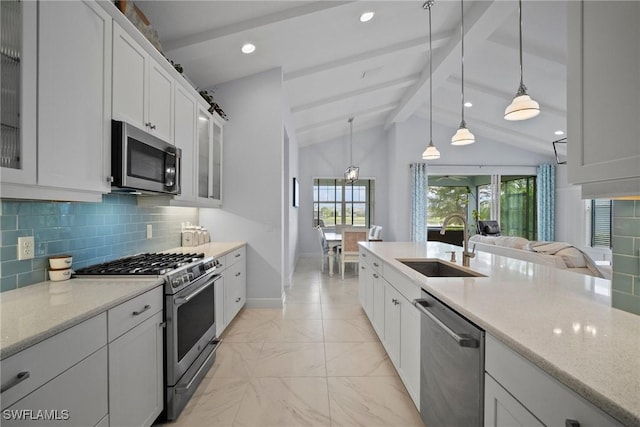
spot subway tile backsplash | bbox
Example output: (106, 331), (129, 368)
(612, 200), (640, 315)
(0, 194), (197, 292)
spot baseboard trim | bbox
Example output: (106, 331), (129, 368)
(245, 298), (283, 309)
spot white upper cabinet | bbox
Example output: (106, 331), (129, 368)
(1, 0), (112, 202)
(0, 0), (37, 186)
(567, 1), (640, 198)
(173, 85), (197, 203)
(38, 0), (112, 194)
(196, 105), (223, 207)
(113, 23), (173, 144)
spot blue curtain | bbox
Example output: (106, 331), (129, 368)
(536, 164), (555, 241)
(410, 163), (428, 242)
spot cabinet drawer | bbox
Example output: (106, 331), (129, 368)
(383, 265), (421, 301)
(1, 313), (107, 410)
(226, 246), (245, 266)
(360, 249), (383, 275)
(108, 286), (163, 342)
(485, 334), (623, 427)
(3, 346), (108, 427)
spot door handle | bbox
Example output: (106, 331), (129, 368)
(1, 371), (30, 393)
(412, 299), (479, 348)
(132, 304), (151, 316)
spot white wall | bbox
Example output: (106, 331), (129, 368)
(298, 125), (390, 256)
(199, 68), (285, 308)
(282, 87), (299, 283)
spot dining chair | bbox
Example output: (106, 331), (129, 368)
(315, 225), (331, 273)
(340, 227), (368, 279)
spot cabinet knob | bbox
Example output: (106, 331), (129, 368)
(106, 176), (114, 183)
(360, 266), (365, 270)
(565, 420), (580, 427)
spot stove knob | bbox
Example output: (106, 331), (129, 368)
(172, 278), (181, 287)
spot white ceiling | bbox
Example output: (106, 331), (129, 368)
(136, 0), (567, 153)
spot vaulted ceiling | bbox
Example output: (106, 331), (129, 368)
(137, 0), (567, 155)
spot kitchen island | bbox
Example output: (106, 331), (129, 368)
(359, 241), (640, 427)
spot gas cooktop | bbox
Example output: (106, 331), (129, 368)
(73, 252), (206, 276)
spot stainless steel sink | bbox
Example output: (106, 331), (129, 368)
(399, 259), (486, 278)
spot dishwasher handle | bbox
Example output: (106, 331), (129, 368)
(413, 298), (479, 348)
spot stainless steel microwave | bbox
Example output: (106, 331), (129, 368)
(111, 120), (181, 195)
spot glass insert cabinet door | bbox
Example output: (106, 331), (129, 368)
(196, 106), (222, 204)
(0, 0), (36, 184)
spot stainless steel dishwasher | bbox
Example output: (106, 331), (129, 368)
(413, 290), (484, 427)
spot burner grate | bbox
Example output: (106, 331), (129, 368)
(74, 252), (205, 276)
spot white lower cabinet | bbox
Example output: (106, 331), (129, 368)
(485, 374), (544, 427)
(0, 314), (108, 426)
(358, 247), (421, 409)
(108, 311), (164, 427)
(215, 246), (247, 334)
(485, 334), (624, 427)
(3, 347), (109, 427)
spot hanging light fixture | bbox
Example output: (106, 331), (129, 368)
(422, 0), (440, 160)
(504, 0), (540, 121)
(451, 0), (475, 145)
(344, 118), (359, 183)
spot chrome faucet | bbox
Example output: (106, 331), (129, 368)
(440, 213), (475, 267)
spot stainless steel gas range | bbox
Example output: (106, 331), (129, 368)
(74, 252), (222, 421)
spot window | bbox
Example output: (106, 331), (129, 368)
(427, 186), (470, 227)
(313, 178), (374, 227)
(500, 176), (536, 241)
(591, 199), (612, 247)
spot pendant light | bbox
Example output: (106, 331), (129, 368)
(344, 118), (359, 183)
(451, 0), (475, 145)
(422, 0), (441, 160)
(504, 0), (540, 121)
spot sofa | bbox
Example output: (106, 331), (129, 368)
(469, 235), (610, 279)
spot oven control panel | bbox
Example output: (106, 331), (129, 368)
(167, 257), (219, 290)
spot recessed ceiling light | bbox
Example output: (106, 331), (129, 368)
(360, 11), (374, 22)
(464, 102), (473, 108)
(241, 43), (256, 54)
(554, 130), (565, 135)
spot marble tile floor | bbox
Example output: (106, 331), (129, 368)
(160, 257), (423, 427)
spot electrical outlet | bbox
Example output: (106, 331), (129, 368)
(147, 224), (153, 239)
(18, 236), (34, 260)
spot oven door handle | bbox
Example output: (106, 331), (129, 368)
(175, 274), (221, 306)
(413, 298), (479, 348)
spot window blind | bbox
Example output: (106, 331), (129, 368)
(591, 199), (612, 248)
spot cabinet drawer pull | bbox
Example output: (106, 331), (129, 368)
(149, 124), (156, 130)
(132, 304), (151, 316)
(362, 253), (367, 257)
(235, 297), (241, 303)
(235, 253), (241, 258)
(144, 122), (151, 127)
(373, 273), (379, 279)
(373, 262), (379, 267)
(360, 266), (365, 270)
(565, 420), (580, 427)
(159, 322), (167, 328)
(235, 272), (241, 277)
(1, 371), (30, 393)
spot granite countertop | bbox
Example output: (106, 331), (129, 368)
(360, 241), (640, 427)
(0, 241), (247, 361)
(0, 278), (162, 360)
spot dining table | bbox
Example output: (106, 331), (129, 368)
(323, 232), (342, 277)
